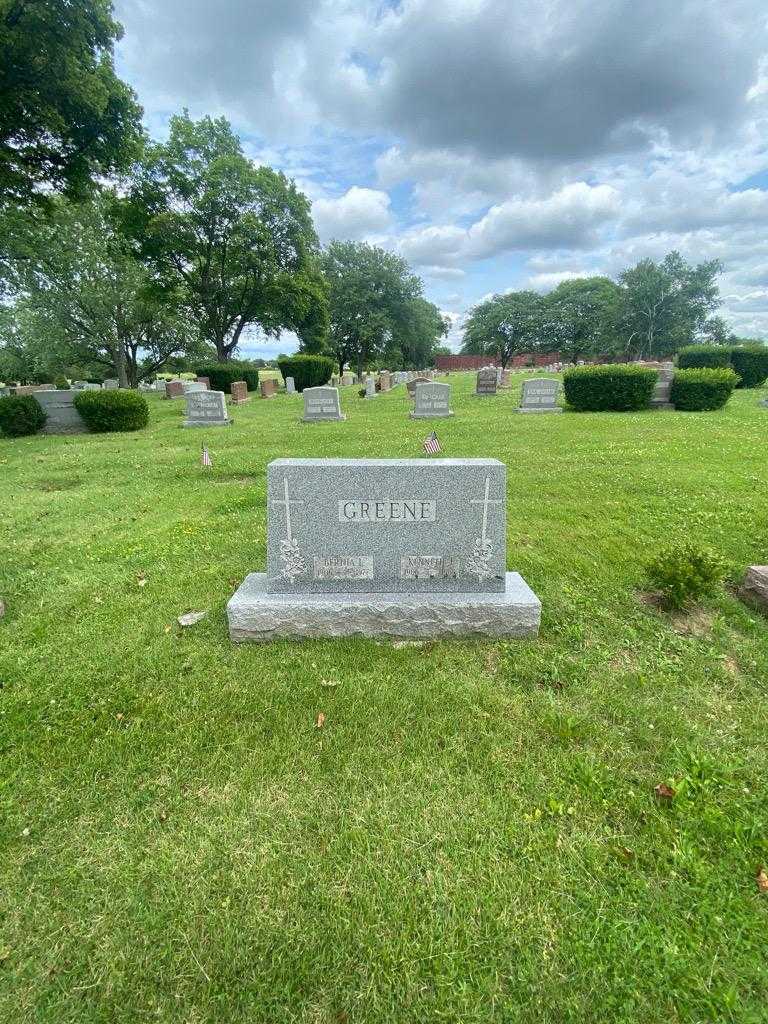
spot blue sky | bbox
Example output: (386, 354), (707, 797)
(114, 1), (768, 358)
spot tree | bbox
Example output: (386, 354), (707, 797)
(543, 277), (621, 364)
(6, 193), (189, 387)
(387, 297), (449, 368)
(617, 252), (722, 359)
(461, 291), (543, 368)
(0, 0), (142, 209)
(125, 112), (325, 362)
(320, 241), (422, 376)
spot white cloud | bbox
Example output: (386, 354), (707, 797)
(312, 186), (392, 243)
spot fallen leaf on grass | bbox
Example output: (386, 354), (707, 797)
(137, 578), (147, 588)
(757, 867), (768, 893)
(315, 712), (326, 729)
(320, 678), (340, 688)
(654, 782), (676, 801)
(177, 610), (208, 627)
(164, 625), (172, 634)
(392, 640), (425, 649)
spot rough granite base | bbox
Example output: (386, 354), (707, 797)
(227, 571), (541, 641)
(409, 410), (454, 419)
(301, 415), (347, 422)
(514, 407), (563, 414)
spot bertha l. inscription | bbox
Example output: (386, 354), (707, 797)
(314, 555), (374, 580)
(339, 500), (436, 523)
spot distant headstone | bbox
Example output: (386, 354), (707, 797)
(34, 389), (88, 434)
(196, 376), (210, 388)
(11, 384), (54, 396)
(411, 381), (454, 419)
(365, 376), (376, 399)
(302, 386), (345, 422)
(103, 379), (119, 390)
(285, 376), (296, 394)
(230, 380), (249, 404)
(260, 378), (277, 399)
(183, 381), (207, 394)
(406, 375), (431, 401)
(226, 457), (541, 640)
(183, 389), (232, 427)
(500, 369), (512, 388)
(650, 362), (675, 410)
(166, 380), (185, 399)
(475, 367), (498, 397)
(516, 378), (562, 414)
(80, 382), (101, 391)
(341, 373), (354, 387)
(155, 380), (167, 393)
(331, 374), (340, 387)
(379, 370), (392, 391)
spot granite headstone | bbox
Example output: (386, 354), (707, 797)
(183, 389), (232, 427)
(302, 386), (345, 422)
(411, 381), (454, 419)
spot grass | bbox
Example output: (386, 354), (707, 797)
(1, 372), (768, 1023)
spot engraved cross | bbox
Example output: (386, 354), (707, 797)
(470, 475), (503, 544)
(270, 476), (304, 542)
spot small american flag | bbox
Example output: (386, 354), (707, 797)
(423, 431), (441, 455)
(201, 445), (212, 468)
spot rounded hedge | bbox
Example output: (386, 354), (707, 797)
(0, 394), (47, 437)
(53, 375), (70, 390)
(730, 344), (768, 389)
(562, 364), (658, 412)
(670, 367), (738, 411)
(195, 362), (259, 393)
(73, 389), (149, 432)
(677, 344), (733, 370)
(276, 354), (335, 392)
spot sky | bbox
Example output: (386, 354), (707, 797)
(113, 0), (768, 360)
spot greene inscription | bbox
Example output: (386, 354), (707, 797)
(338, 500), (436, 523)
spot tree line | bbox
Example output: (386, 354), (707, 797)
(461, 257), (734, 368)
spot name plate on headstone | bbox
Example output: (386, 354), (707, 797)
(266, 458), (506, 594)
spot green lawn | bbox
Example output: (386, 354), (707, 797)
(1, 373), (767, 1023)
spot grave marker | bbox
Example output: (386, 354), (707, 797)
(475, 367), (498, 397)
(183, 389), (232, 427)
(302, 386), (345, 422)
(411, 381), (454, 419)
(516, 378), (562, 413)
(230, 380), (249, 404)
(227, 458), (541, 639)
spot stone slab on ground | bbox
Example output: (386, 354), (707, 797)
(227, 571), (541, 641)
(739, 565), (768, 614)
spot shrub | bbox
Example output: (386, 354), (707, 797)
(0, 394), (47, 437)
(53, 375), (70, 390)
(646, 542), (726, 610)
(195, 361), (260, 393)
(562, 364), (657, 412)
(276, 354), (335, 392)
(73, 389), (149, 432)
(730, 344), (768, 389)
(671, 367), (738, 411)
(677, 344), (733, 370)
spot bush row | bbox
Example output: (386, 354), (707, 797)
(678, 343), (768, 388)
(563, 364), (739, 412)
(73, 390), (149, 431)
(562, 364), (658, 411)
(276, 354), (335, 392)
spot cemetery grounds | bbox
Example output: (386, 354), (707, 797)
(1, 372), (767, 1023)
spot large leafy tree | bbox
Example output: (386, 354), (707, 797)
(6, 193), (189, 387)
(543, 276), (622, 364)
(125, 112), (326, 362)
(320, 241), (422, 376)
(461, 290), (543, 368)
(0, 0), (142, 209)
(387, 296), (449, 369)
(617, 252), (722, 359)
